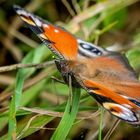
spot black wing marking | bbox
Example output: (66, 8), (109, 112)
(77, 39), (109, 58)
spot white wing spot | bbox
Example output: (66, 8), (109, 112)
(17, 9), (28, 16)
(43, 24), (49, 28)
(54, 29), (59, 33)
(34, 18), (42, 27)
(39, 33), (48, 40)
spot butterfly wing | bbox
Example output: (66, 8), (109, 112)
(88, 53), (140, 99)
(14, 5), (140, 125)
(72, 53), (140, 125)
(83, 79), (140, 125)
(14, 5), (78, 60)
(77, 39), (108, 57)
(14, 5), (108, 60)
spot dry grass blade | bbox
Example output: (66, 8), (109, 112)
(72, 0), (81, 14)
(83, 0), (90, 10)
(62, 0), (75, 17)
(10, 30), (39, 48)
(20, 107), (63, 117)
(19, 107), (99, 120)
(76, 109), (100, 121)
(0, 61), (54, 73)
(17, 114), (42, 139)
(0, 66), (55, 103)
(0, 75), (14, 85)
(103, 119), (120, 140)
(67, 0), (138, 33)
(29, 127), (56, 130)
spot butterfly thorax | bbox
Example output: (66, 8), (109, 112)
(55, 59), (81, 87)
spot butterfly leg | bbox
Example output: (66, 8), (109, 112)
(68, 75), (73, 112)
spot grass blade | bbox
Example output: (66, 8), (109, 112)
(98, 108), (104, 140)
(51, 88), (81, 140)
(8, 46), (51, 140)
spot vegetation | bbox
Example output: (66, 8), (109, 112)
(0, 0), (140, 140)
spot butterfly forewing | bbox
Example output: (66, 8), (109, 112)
(14, 5), (79, 60)
(14, 5), (107, 60)
(77, 39), (108, 57)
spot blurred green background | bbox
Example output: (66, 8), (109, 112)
(0, 0), (140, 140)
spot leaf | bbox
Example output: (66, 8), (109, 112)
(51, 88), (81, 140)
(98, 108), (104, 140)
(8, 45), (51, 140)
(103, 8), (128, 29)
(126, 47), (140, 70)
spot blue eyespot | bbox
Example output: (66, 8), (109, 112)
(81, 44), (91, 49)
(80, 42), (102, 56)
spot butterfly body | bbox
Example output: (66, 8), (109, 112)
(54, 59), (81, 88)
(14, 5), (140, 125)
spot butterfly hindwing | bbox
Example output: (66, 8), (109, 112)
(83, 79), (140, 125)
(69, 52), (140, 125)
(75, 53), (140, 99)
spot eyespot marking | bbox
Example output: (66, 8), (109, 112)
(77, 39), (107, 57)
(81, 43), (91, 49)
(103, 102), (138, 122)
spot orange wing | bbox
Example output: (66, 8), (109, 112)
(93, 54), (140, 99)
(78, 53), (140, 98)
(83, 79), (139, 109)
(73, 53), (140, 125)
(83, 79), (140, 125)
(14, 5), (78, 60)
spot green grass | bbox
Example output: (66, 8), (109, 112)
(51, 88), (81, 140)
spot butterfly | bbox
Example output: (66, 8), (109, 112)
(14, 5), (140, 126)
